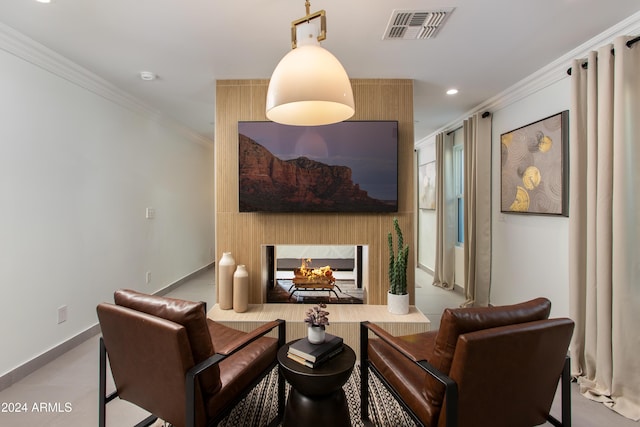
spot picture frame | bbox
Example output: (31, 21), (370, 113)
(418, 161), (436, 210)
(500, 111), (569, 216)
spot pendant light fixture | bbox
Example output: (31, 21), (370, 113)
(266, 1), (354, 126)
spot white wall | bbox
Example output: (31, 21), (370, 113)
(276, 245), (355, 259)
(490, 77), (571, 317)
(0, 46), (215, 376)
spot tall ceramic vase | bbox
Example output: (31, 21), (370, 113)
(218, 252), (235, 310)
(233, 265), (249, 313)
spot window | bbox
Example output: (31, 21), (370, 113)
(453, 144), (464, 244)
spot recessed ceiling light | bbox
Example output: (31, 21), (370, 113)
(35, 0), (52, 3)
(139, 71), (156, 81)
(446, 88), (459, 95)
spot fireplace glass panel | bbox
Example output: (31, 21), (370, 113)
(262, 245), (366, 304)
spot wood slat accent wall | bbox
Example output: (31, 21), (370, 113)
(215, 79), (414, 305)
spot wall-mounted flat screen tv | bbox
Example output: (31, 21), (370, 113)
(239, 121), (398, 213)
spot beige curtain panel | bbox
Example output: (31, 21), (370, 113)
(432, 132), (456, 290)
(569, 35), (640, 421)
(462, 112), (492, 307)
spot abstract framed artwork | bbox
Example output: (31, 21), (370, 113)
(418, 161), (436, 210)
(500, 111), (569, 216)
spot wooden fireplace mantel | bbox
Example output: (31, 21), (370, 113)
(207, 303), (430, 358)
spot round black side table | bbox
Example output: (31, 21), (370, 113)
(277, 340), (356, 427)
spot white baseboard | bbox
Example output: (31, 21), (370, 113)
(0, 324), (100, 392)
(0, 262), (215, 392)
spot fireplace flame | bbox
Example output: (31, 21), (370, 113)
(296, 258), (335, 283)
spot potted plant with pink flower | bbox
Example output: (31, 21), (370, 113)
(304, 303), (330, 344)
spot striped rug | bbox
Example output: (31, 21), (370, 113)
(218, 365), (417, 427)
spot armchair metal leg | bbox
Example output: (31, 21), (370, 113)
(561, 356), (572, 427)
(133, 415), (159, 427)
(278, 367), (285, 420)
(99, 338), (120, 427)
(101, 337), (157, 427)
(277, 320), (286, 423)
(547, 356), (571, 427)
(360, 322), (370, 421)
(99, 338), (107, 427)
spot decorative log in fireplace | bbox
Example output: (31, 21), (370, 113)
(263, 245), (365, 304)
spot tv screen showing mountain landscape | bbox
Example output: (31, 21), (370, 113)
(238, 121), (398, 213)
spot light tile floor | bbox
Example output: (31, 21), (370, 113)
(0, 267), (636, 426)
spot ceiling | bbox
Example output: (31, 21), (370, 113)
(1, 1), (639, 143)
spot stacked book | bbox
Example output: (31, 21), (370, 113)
(287, 334), (344, 368)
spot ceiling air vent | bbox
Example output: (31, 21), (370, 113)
(383, 8), (454, 40)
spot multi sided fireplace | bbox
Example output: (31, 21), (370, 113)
(262, 245), (367, 304)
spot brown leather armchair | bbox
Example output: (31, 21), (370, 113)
(97, 289), (285, 427)
(360, 297), (574, 427)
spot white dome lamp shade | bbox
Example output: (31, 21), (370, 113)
(266, 3), (354, 126)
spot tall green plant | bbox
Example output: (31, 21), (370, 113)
(388, 217), (409, 295)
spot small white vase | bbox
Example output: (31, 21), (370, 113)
(307, 325), (326, 344)
(233, 265), (249, 313)
(387, 292), (409, 315)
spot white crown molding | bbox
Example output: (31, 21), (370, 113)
(416, 10), (640, 148)
(0, 22), (213, 147)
